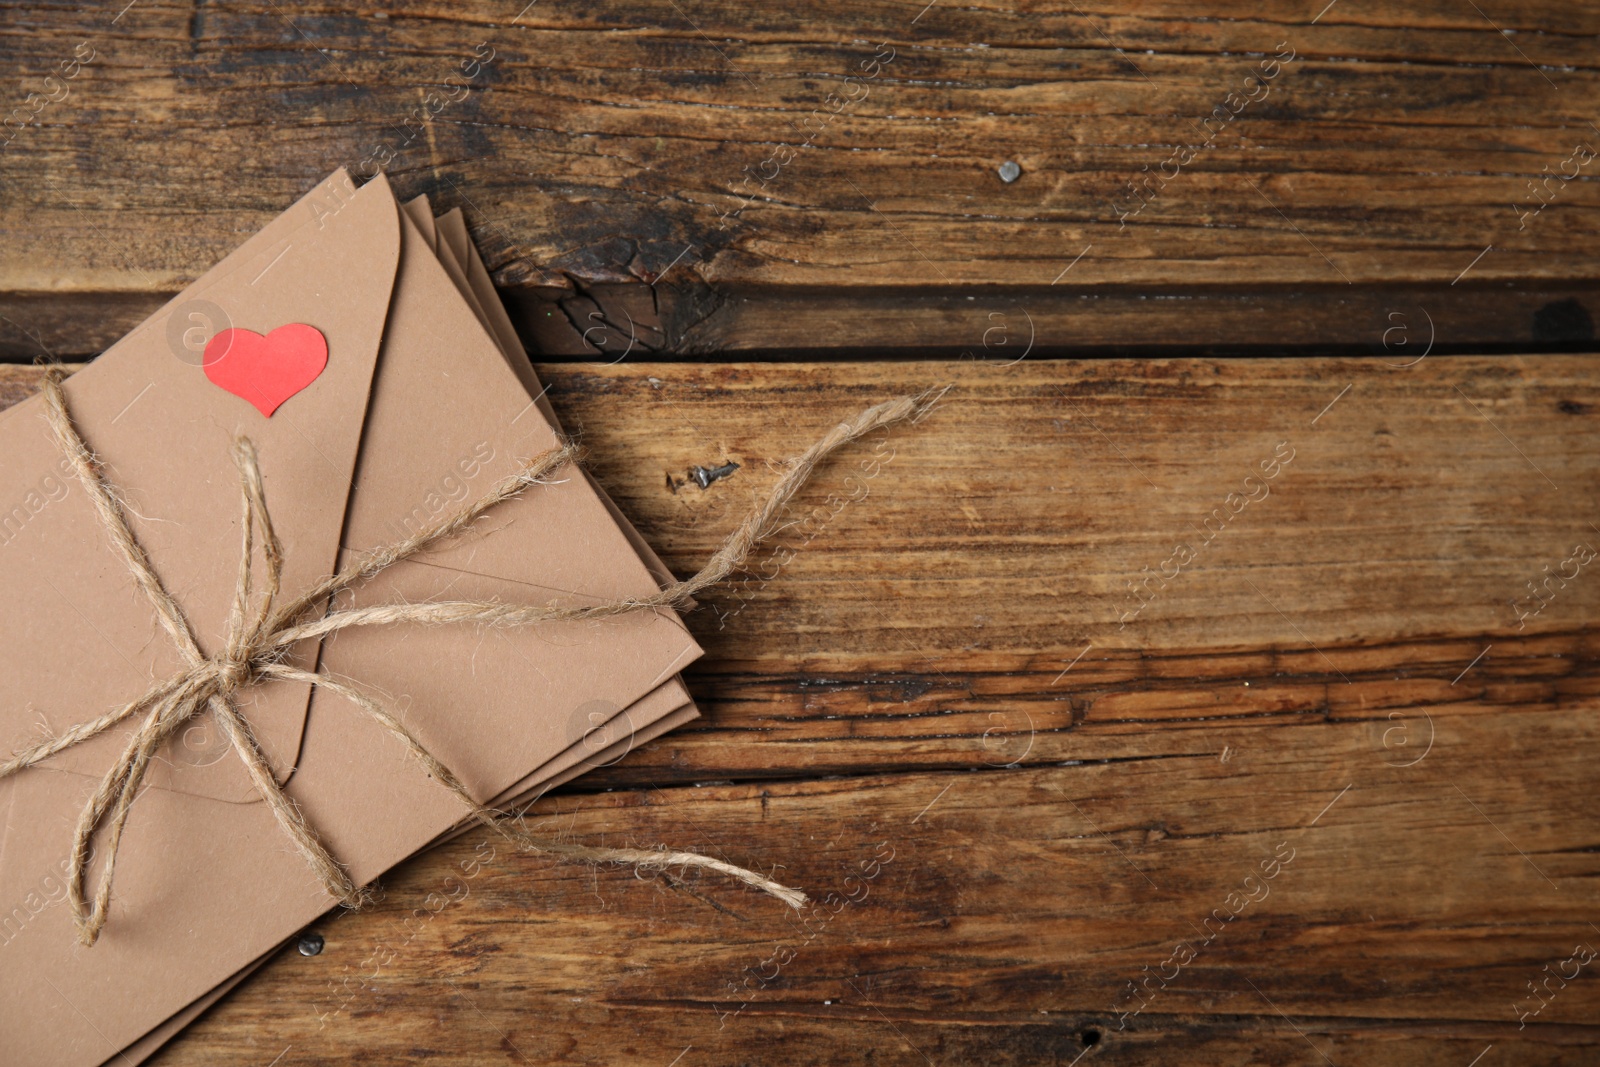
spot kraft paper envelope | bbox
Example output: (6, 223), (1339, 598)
(395, 195), (700, 814)
(0, 170), (710, 1066)
(121, 185), (706, 1067)
(403, 194), (699, 796)
(106, 196), (706, 1067)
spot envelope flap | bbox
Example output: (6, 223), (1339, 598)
(0, 170), (401, 805)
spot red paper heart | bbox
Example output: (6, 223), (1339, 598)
(202, 323), (328, 418)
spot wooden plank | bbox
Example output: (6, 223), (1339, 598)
(0, 357), (1595, 1062)
(2, 3), (1597, 356)
(156, 747), (1600, 1065)
(654, 286), (1600, 360)
(541, 355), (1600, 668)
(6, 285), (1599, 362)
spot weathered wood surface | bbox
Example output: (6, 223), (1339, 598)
(2, 3), (1598, 357)
(3, 357), (1598, 1064)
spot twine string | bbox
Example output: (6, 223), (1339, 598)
(0, 369), (943, 946)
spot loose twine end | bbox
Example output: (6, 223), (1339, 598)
(7, 374), (943, 943)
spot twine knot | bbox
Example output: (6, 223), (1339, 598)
(208, 656), (253, 695)
(3, 369), (942, 946)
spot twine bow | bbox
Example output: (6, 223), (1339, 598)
(1, 369), (941, 946)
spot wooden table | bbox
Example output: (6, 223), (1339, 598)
(3, 2), (1598, 1064)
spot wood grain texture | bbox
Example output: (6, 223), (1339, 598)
(1, 2), (1597, 356)
(1, 357), (1597, 1064)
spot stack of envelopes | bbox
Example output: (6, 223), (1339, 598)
(0, 170), (706, 1066)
